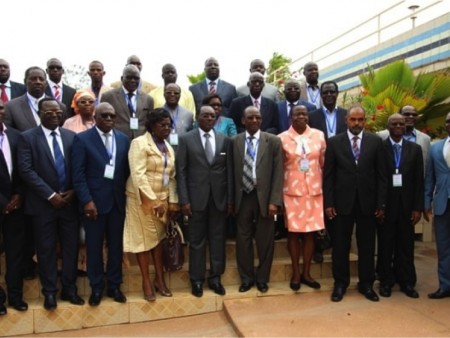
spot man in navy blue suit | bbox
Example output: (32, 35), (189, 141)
(72, 102), (130, 306)
(18, 98), (82, 311)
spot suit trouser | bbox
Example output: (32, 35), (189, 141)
(1, 210), (25, 303)
(33, 210), (78, 296)
(331, 201), (376, 290)
(188, 197), (226, 284)
(434, 200), (450, 291)
(236, 190), (274, 284)
(84, 207), (124, 293)
(378, 209), (416, 287)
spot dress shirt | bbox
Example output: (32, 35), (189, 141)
(0, 124), (12, 177)
(47, 79), (63, 99)
(245, 130), (260, 179)
(322, 106), (338, 138)
(442, 136), (450, 162)
(96, 127), (116, 164)
(27, 92), (45, 125)
(1, 80), (11, 101)
(199, 128), (216, 156)
(251, 96), (261, 109)
(347, 129), (363, 152)
(207, 78), (219, 90)
(123, 88), (137, 113)
(286, 101), (297, 117)
(404, 129), (417, 143)
(42, 126), (65, 159)
(307, 84), (321, 109)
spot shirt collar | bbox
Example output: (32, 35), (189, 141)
(96, 126), (113, 137)
(389, 137), (403, 146)
(1, 80), (11, 88)
(41, 125), (60, 137)
(47, 79), (62, 88)
(245, 130), (260, 140)
(347, 129), (363, 141)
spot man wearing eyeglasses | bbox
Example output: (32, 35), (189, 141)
(45, 58), (76, 117)
(71, 102), (130, 306)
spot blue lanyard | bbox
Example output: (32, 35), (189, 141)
(105, 133), (115, 165)
(393, 144), (401, 173)
(307, 86), (320, 105)
(164, 105), (179, 130)
(322, 108), (336, 136)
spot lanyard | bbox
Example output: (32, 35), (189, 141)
(393, 144), (401, 173)
(105, 133), (115, 165)
(307, 86), (320, 105)
(245, 137), (259, 160)
(322, 109), (336, 135)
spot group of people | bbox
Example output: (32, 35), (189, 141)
(0, 54), (449, 317)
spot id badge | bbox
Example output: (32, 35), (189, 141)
(299, 159), (310, 172)
(104, 164), (115, 180)
(393, 173), (402, 187)
(162, 173), (169, 187)
(169, 132), (178, 146)
(130, 117), (139, 130)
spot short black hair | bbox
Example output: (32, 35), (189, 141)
(145, 108), (172, 132)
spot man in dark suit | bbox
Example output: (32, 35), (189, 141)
(45, 58), (76, 117)
(0, 59), (26, 101)
(72, 102), (130, 306)
(229, 72), (279, 135)
(189, 57), (237, 116)
(232, 106), (283, 293)
(299, 62), (321, 109)
(0, 99), (28, 314)
(378, 113), (423, 299)
(424, 111), (450, 299)
(101, 65), (154, 140)
(308, 80), (347, 263)
(176, 105), (233, 297)
(278, 79), (316, 133)
(324, 105), (387, 302)
(18, 98), (82, 310)
(5, 66), (68, 131)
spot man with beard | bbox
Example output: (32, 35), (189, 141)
(300, 62), (321, 109)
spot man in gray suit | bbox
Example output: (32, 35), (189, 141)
(232, 106), (283, 294)
(189, 57), (237, 116)
(101, 65), (154, 140)
(300, 62), (321, 109)
(237, 59), (279, 101)
(176, 105), (233, 297)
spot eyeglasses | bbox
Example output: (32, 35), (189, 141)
(402, 113), (418, 117)
(79, 100), (95, 105)
(99, 113), (116, 119)
(42, 110), (63, 116)
(125, 76), (140, 81)
(128, 62), (142, 66)
(322, 90), (337, 95)
(48, 66), (62, 70)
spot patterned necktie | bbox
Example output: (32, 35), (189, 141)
(254, 99), (259, 109)
(243, 136), (255, 193)
(51, 131), (66, 192)
(0, 84), (8, 102)
(209, 81), (216, 94)
(204, 133), (214, 164)
(352, 136), (360, 161)
(127, 92), (134, 115)
(54, 85), (61, 102)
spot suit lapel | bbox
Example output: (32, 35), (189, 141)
(21, 96), (38, 128)
(256, 132), (267, 166)
(116, 90), (129, 116)
(213, 131), (224, 163)
(236, 133), (245, 159)
(37, 127), (56, 170)
(91, 128), (110, 162)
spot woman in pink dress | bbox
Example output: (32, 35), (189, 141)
(278, 105), (326, 291)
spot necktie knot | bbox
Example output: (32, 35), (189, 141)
(204, 133), (210, 138)
(1, 83), (8, 102)
(127, 92), (134, 99)
(0, 84), (5, 89)
(254, 100), (259, 109)
(53, 85), (61, 101)
(209, 82), (216, 94)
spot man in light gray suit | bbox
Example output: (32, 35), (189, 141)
(237, 59), (279, 101)
(377, 105), (431, 170)
(189, 57), (237, 116)
(176, 105), (233, 298)
(101, 65), (154, 140)
(232, 106), (283, 294)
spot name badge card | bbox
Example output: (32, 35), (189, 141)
(299, 159), (310, 172)
(130, 117), (139, 130)
(393, 173), (402, 187)
(162, 173), (169, 187)
(169, 132), (178, 146)
(104, 164), (115, 179)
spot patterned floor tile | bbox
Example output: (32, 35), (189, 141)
(0, 308), (34, 336)
(83, 299), (129, 328)
(34, 305), (83, 333)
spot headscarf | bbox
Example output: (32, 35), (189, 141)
(71, 90), (95, 115)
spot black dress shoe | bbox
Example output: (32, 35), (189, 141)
(10, 300), (28, 311)
(61, 293), (85, 305)
(239, 282), (254, 293)
(88, 292), (102, 306)
(289, 281), (301, 291)
(191, 283), (203, 297)
(107, 288), (127, 303)
(400, 285), (419, 298)
(359, 288), (379, 302)
(300, 276), (321, 289)
(428, 288), (450, 299)
(379, 285), (392, 297)
(331, 287), (346, 302)
(44, 294), (57, 311)
(0, 303), (6, 316)
(208, 282), (226, 296)
(313, 251), (324, 263)
(256, 282), (268, 293)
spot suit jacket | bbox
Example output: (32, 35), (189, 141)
(110, 80), (157, 94)
(0, 127), (21, 209)
(176, 129), (233, 212)
(9, 81), (26, 100)
(277, 100), (316, 133)
(323, 131), (387, 215)
(383, 139), (424, 219)
(232, 131), (283, 217)
(82, 84), (112, 104)
(166, 105), (194, 135)
(308, 107), (347, 140)
(100, 88), (154, 140)
(17, 126), (76, 216)
(229, 96), (279, 134)
(45, 83), (76, 117)
(424, 139), (450, 215)
(4, 94), (68, 131)
(150, 86), (197, 114)
(189, 79), (237, 116)
(237, 83), (279, 102)
(377, 128), (430, 171)
(299, 82), (322, 108)
(72, 127), (130, 214)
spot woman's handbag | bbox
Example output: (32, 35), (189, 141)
(162, 219), (185, 272)
(315, 229), (332, 252)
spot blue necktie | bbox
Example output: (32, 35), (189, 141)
(51, 131), (66, 192)
(127, 92), (134, 116)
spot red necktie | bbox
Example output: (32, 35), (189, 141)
(254, 99), (259, 109)
(0, 84), (8, 102)
(209, 81), (216, 94)
(54, 85), (61, 102)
